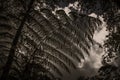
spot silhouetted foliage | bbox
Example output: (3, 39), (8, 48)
(0, 0), (120, 80)
(78, 0), (120, 80)
(0, 0), (102, 80)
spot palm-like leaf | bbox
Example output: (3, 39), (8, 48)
(0, 0), (102, 79)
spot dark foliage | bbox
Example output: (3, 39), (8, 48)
(0, 0), (120, 80)
(0, 0), (101, 80)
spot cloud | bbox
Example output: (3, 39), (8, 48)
(93, 27), (108, 45)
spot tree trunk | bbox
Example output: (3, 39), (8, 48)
(0, 0), (35, 80)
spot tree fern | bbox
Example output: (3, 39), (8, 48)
(0, 0), (102, 79)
